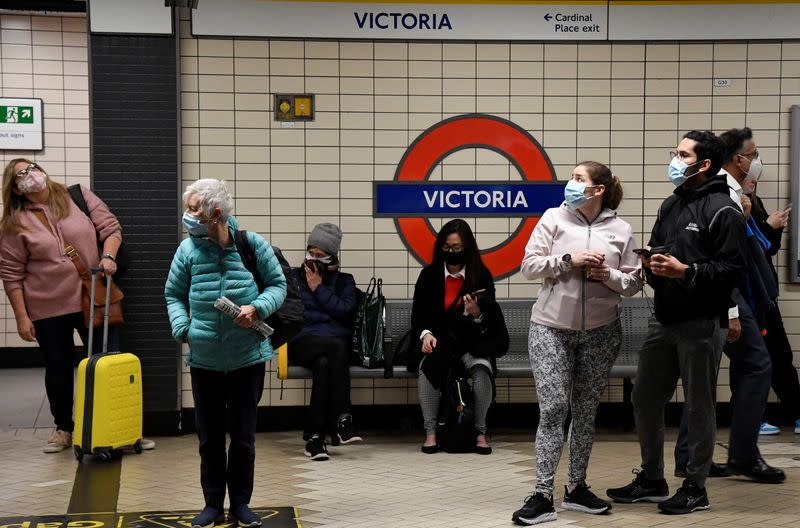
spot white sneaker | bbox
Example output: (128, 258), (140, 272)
(140, 438), (155, 450)
(43, 430), (72, 453)
(758, 422), (780, 435)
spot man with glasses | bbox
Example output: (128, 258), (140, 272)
(607, 131), (746, 514)
(673, 128), (784, 483)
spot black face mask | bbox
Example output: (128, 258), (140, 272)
(445, 250), (466, 266)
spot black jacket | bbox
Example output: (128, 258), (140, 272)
(410, 263), (509, 387)
(647, 175), (747, 325)
(750, 193), (784, 284)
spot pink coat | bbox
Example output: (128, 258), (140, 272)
(521, 204), (643, 331)
(0, 185), (121, 321)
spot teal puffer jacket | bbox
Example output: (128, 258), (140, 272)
(164, 219), (287, 372)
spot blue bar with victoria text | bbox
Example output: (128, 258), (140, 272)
(373, 182), (566, 217)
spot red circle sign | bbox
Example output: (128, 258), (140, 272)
(394, 114), (557, 280)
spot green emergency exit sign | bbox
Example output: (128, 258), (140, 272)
(0, 106), (34, 124)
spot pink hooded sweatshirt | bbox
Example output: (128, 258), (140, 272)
(0, 185), (121, 321)
(521, 203), (643, 331)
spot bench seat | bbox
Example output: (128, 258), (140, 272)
(283, 297), (650, 380)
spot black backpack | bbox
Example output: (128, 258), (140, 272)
(436, 376), (478, 453)
(234, 229), (304, 349)
(68, 185), (130, 277)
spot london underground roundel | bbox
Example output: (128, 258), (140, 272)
(378, 114), (560, 280)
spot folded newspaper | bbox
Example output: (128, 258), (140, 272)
(214, 296), (274, 340)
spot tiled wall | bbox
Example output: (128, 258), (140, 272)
(176, 6), (800, 409)
(0, 14), (89, 349)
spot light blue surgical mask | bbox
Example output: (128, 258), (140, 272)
(564, 180), (593, 210)
(668, 156), (701, 187)
(182, 211), (208, 237)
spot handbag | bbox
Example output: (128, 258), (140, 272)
(351, 277), (386, 368)
(33, 210), (124, 328)
(436, 375), (478, 453)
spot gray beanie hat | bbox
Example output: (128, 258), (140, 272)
(307, 223), (342, 256)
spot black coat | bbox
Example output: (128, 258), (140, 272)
(410, 263), (509, 388)
(647, 175), (747, 325)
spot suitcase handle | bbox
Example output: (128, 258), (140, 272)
(86, 266), (113, 357)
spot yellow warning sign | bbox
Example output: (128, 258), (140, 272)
(0, 509), (300, 528)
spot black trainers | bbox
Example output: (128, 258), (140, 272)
(190, 506), (225, 528)
(606, 469), (670, 503)
(657, 479), (710, 514)
(304, 435), (329, 461)
(512, 493), (557, 525)
(228, 504), (262, 528)
(337, 415), (363, 445)
(562, 482), (611, 514)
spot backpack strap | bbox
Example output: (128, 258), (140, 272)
(68, 184), (90, 217)
(234, 229), (264, 292)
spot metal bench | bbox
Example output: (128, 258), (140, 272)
(283, 297), (651, 380)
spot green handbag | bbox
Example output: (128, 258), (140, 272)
(352, 277), (386, 368)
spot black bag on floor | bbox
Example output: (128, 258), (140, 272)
(436, 376), (478, 453)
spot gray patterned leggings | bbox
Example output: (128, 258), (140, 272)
(529, 320), (622, 495)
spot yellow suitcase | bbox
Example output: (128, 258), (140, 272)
(73, 269), (143, 461)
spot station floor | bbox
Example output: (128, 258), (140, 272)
(2, 368), (800, 528)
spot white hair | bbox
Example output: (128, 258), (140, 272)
(183, 179), (233, 221)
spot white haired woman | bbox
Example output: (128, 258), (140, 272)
(165, 179), (287, 528)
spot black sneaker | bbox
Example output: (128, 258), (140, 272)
(304, 435), (329, 461)
(657, 479), (710, 514)
(228, 504), (262, 528)
(190, 506), (225, 528)
(562, 482), (611, 514)
(337, 415), (363, 445)
(606, 469), (670, 503)
(512, 493), (557, 525)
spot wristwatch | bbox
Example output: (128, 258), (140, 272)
(101, 253), (116, 262)
(684, 263), (698, 284)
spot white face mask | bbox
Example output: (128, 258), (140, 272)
(742, 157), (763, 182)
(306, 253), (332, 264)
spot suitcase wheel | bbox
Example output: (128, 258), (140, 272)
(74, 446), (83, 462)
(134, 440), (143, 455)
(97, 449), (112, 462)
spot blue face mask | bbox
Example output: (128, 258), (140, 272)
(564, 180), (591, 209)
(668, 156), (701, 187)
(182, 211), (208, 237)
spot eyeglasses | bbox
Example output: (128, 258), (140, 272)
(738, 150), (760, 161)
(669, 151), (691, 161)
(15, 164), (38, 178)
(441, 244), (464, 253)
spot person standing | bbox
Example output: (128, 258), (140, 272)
(165, 179), (287, 528)
(0, 159), (122, 454)
(511, 162), (642, 526)
(606, 131), (746, 514)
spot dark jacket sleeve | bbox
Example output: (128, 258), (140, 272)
(645, 205), (668, 289)
(752, 195), (783, 257)
(411, 266), (434, 339)
(468, 270), (510, 359)
(312, 272), (357, 324)
(690, 205), (746, 290)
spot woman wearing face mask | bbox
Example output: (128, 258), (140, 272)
(287, 223), (360, 461)
(512, 162), (642, 526)
(165, 179), (287, 528)
(0, 159), (124, 454)
(410, 219), (510, 455)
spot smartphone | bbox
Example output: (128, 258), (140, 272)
(632, 248), (651, 257)
(467, 288), (487, 298)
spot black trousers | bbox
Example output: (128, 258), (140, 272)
(191, 362), (265, 509)
(288, 335), (351, 440)
(32, 311), (120, 433)
(675, 298), (772, 467)
(762, 305), (800, 421)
